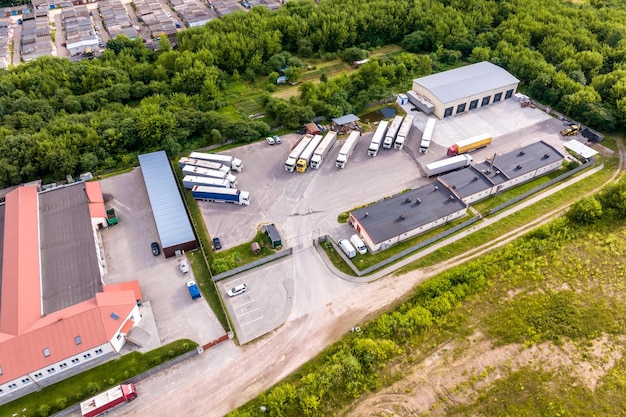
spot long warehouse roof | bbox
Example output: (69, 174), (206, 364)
(138, 151), (195, 250)
(413, 61), (520, 104)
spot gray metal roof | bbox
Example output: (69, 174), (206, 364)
(39, 184), (103, 314)
(491, 141), (564, 179)
(138, 151), (196, 250)
(413, 61), (520, 104)
(439, 166), (495, 198)
(351, 184), (466, 244)
(332, 114), (360, 125)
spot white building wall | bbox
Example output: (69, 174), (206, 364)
(0, 342), (114, 401)
(110, 304), (141, 353)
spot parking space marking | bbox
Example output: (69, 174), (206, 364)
(241, 316), (264, 327)
(237, 308), (259, 318)
(232, 298), (255, 308)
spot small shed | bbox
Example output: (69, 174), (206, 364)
(263, 224), (282, 248)
(305, 122), (321, 135)
(251, 242), (261, 254)
(332, 114), (360, 133)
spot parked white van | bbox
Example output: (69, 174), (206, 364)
(350, 234), (367, 255)
(338, 239), (356, 259)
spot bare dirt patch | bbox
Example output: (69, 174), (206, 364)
(346, 332), (626, 417)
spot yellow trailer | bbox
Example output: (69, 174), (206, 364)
(447, 133), (492, 156)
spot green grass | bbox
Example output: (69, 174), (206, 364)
(0, 340), (197, 417)
(210, 231), (277, 275)
(171, 161), (229, 331)
(320, 240), (358, 276)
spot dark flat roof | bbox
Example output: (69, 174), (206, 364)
(138, 151), (196, 250)
(39, 184), (103, 315)
(491, 141), (564, 179)
(439, 166), (495, 198)
(351, 183), (466, 244)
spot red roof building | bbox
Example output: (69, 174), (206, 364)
(0, 184), (141, 405)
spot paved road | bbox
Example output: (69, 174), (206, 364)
(104, 154), (611, 417)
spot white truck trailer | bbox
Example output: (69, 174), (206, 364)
(285, 134), (314, 172)
(182, 175), (232, 189)
(178, 157), (228, 173)
(336, 130), (361, 168)
(191, 185), (250, 206)
(296, 134), (324, 173)
(383, 115), (404, 150)
(394, 115), (414, 150)
(188, 152), (243, 172)
(424, 154), (473, 177)
(368, 120), (389, 157)
(418, 117), (437, 154)
(181, 165), (237, 188)
(310, 131), (338, 169)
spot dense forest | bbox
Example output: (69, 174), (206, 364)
(1, 0), (626, 188)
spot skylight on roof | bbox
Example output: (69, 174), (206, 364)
(110, 312), (119, 320)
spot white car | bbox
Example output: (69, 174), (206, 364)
(265, 137), (275, 145)
(179, 260), (190, 274)
(273, 135), (282, 144)
(227, 283), (248, 297)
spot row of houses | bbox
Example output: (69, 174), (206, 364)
(99, 0), (139, 40)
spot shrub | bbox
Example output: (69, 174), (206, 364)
(37, 404), (51, 417)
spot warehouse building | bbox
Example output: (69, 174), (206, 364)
(349, 185), (467, 252)
(411, 61), (520, 119)
(138, 151), (198, 257)
(0, 183), (141, 404)
(349, 141), (564, 252)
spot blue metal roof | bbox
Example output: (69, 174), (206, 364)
(138, 151), (196, 250)
(332, 114), (360, 125)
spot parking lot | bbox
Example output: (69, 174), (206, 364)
(98, 168), (225, 348)
(201, 100), (577, 343)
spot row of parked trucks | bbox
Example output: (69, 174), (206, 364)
(368, 115), (415, 156)
(180, 152), (251, 206)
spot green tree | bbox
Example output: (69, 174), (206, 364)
(566, 196), (603, 225)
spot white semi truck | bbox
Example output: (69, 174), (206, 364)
(296, 134), (324, 173)
(178, 157), (228, 173)
(181, 165), (237, 188)
(383, 115), (404, 150)
(182, 175), (232, 189)
(336, 130), (361, 168)
(285, 134), (314, 172)
(188, 152), (243, 172)
(368, 120), (389, 157)
(424, 154), (473, 177)
(394, 115), (414, 150)
(419, 117), (437, 154)
(310, 131), (338, 169)
(191, 185), (250, 205)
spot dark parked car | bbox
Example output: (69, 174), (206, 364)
(212, 237), (222, 250)
(151, 241), (160, 256)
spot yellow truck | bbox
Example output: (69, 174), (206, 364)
(447, 133), (492, 156)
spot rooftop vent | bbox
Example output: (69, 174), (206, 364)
(405, 197), (411, 203)
(519, 150), (525, 156)
(415, 198), (421, 204)
(515, 164), (522, 170)
(543, 153), (550, 159)
(434, 186), (438, 191)
(364, 212), (369, 217)
(451, 184), (456, 189)
(472, 176), (479, 181)
(449, 195), (455, 201)
(399, 214), (406, 220)
(495, 170), (501, 175)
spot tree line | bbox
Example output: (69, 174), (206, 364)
(1, 0), (626, 187)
